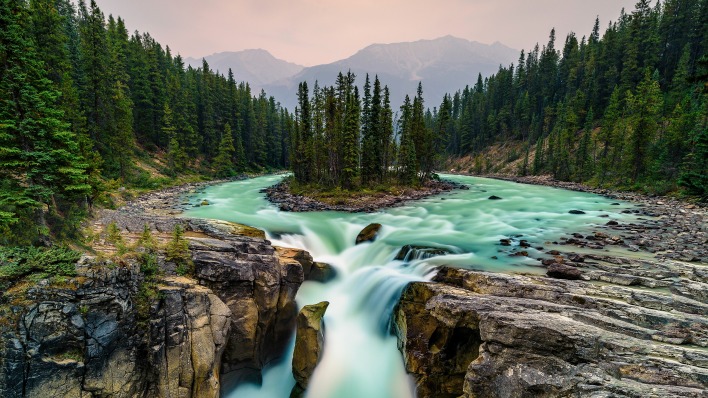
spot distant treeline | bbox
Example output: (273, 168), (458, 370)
(436, 0), (707, 196)
(0, 0), (294, 244)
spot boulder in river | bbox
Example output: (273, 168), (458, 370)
(355, 223), (382, 245)
(395, 245), (451, 261)
(569, 210), (586, 214)
(309, 262), (337, 283)
(291, 301), (329, 397)
(488, 195), (503, 200)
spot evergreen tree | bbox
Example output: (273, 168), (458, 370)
(341, 79), (360, 189)
(213, 123), (236, 177)
(625, 70), (662, 183)
(0, 0), (90, 242)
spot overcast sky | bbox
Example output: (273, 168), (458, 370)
(92, 0), (639, 66)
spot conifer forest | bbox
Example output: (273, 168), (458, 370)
(1, 0), (707, 245)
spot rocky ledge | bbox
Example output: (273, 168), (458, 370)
(0, 183), (319, 397)
(395, 179), (707, 397)
(395, 262), (708, 398)
(263, 179), (467, 212)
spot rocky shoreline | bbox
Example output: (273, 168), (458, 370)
(459, 173), (707, 264)
(392, 173), (708, 397)
(262, 178), (467, 212)
(2, 173), (706, 397)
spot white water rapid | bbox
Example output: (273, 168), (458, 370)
(184, 174), (635, 398)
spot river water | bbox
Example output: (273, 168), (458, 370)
(184, 174), (634, 398)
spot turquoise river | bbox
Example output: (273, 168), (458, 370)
(184, 174), (636, 398)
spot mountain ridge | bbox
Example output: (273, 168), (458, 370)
(188, 36), (518, 108)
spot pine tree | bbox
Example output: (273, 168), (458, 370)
(625, 70), (662, 183)
(380, 86), (395, 182)
(0, 0), (90, 242)
(109, 81), (135, 179)
(341, 82), (360, 189)
(213, 123), (236, 177)
(576, 108), (594, 181)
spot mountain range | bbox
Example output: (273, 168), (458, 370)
(186, 36), (518, 109)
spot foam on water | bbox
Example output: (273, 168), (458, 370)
(185, 174), (637, 398)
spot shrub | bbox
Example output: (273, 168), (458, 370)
(0, 246), (80, 282)
(135, 224), (157, 253)
(164, 225), (193, 276)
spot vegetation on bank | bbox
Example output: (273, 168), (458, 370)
(434, 0), (707, 198)
(0, 0), (294, 246)
(2, 0), (707, 251)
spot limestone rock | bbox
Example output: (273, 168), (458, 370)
(291, 301), (329, 397)
(0, 216), (308, 398)
(395, 266), (708, 398)
(356, 223), (382, 245)
(546, 263), (583, 280)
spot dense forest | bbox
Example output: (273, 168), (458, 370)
(435, 0), (707, 196)
(290, 74), (442, 189)
(2, 0), (707, 247)
(0, 0), (294, 245)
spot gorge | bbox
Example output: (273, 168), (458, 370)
(186, 174), (707, 397)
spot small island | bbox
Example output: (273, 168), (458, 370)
(268, 73), (461, 211)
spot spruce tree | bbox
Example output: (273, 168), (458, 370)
(213, 123), (236, 177)
(625, 70), (662, 183)
(0, 0), (90, 242)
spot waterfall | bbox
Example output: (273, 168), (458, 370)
(185, 174), (634, 398)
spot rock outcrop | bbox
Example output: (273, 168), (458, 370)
(395, 266), (708, 398)
(0, 259), (233, 398)
(0, 207), (307, 397)
(275, 247), (337, 283)
(291, 301), (329, 397)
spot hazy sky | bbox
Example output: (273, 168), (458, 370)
(92, 0), (639, 66)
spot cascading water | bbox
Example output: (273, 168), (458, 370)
(185, 174), (635, 398)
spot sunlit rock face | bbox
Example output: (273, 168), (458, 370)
(0, 213), (306, 398)
(395, 267), (708, 398)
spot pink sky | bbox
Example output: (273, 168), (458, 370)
(92, 0), (639, 66)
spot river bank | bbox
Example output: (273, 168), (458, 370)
(14, 172), (700, 398)
(453, 173), (707, 264)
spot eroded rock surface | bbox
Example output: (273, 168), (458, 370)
(356, 223), (383, 245)
(291, 301), (329, 397)
(0, 199), (306, 397)
(395, 266), (708, 398)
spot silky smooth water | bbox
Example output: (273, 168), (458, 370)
(184, 174), (635, 398)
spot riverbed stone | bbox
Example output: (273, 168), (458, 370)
(546, 263), (583, 280)
(395, 245), (451, 261)
(356, 223), (383, 245)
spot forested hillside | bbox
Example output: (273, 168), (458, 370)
(437, 0), (707, 197)
(0, 0), (293, 244)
